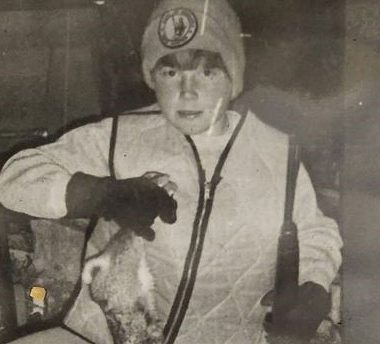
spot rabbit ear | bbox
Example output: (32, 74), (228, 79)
(82, 254), (111, 285)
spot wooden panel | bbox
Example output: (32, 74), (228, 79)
(0, 8), (100, 143)
(342, 0), (380, 343)
(0, 9), (98, 50)
(0, 48), (50, 132)
(0, 0), (90, 12)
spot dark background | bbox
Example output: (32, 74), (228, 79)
(0, 0), (379, 343)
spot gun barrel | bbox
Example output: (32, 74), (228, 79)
(272, 135), (300, 323)
(283, 135), (300, 223)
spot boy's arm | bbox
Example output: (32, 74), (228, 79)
(294, 165), (343, 291)
(0, 120), (112, 219)
(263, 165), (342, 342)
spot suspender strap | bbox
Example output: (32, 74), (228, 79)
(107, 110), (161, 178)
(163, 113), (248, 344)
(108, 114), (119, 179)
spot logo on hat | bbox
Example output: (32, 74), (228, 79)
(158, 8), (198, 49)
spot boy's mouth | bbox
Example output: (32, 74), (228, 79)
(177, 110), (203, 119)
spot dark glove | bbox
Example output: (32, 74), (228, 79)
(262, 282), (331, 343)
(65, 172), (177, 241)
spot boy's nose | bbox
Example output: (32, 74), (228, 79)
(180, 73), (198, 100)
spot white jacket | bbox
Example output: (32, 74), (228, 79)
(0, 106), (342, 344)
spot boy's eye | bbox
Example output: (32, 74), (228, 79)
(161, 68), (177, 77)
(202, 68), (218, 78)
(203, 69), (212, 77)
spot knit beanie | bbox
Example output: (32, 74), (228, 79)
(141, 0), (246, 99)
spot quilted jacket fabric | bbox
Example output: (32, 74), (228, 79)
(0, 105), (342, 344)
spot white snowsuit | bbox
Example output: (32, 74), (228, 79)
(0, 105), (342, 344)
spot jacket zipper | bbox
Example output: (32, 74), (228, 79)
(163, 113), (247, 344)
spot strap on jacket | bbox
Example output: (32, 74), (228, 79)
(163, 112), (248, 343)
(107, 111), (247, 343)
(108, 110), (160, 178)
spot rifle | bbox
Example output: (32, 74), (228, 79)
(271, 134), (301, 326)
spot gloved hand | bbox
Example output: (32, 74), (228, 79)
(65, 171), (177, 241)
(261, 282), (331, 344)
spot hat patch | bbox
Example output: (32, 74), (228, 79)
(158, 8), (198, 49)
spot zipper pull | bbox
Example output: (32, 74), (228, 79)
(205, 176), (222, 200)
(205, 181), (212, 200)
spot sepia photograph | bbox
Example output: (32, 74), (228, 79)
(0, 0), (379, 343)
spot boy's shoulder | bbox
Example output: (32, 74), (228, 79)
(59, 104), (164, 142)
(241, 110), (289, 176)
(117, 103), (164, 132)
(244, 109), (288, 156)
(247, 110), (288, 146)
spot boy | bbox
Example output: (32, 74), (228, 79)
(1, 0), (342, 343)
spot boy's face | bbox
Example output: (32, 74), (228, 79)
(151, 50), (233, 136)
